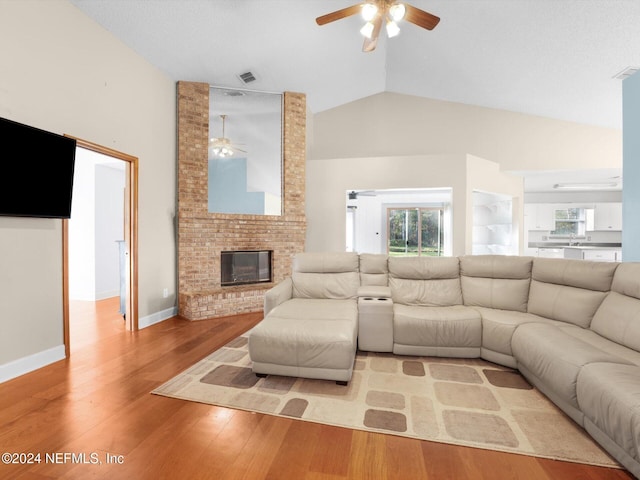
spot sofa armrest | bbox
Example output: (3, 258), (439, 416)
(264, 277), (293, 316)
(357, 285), (392, 299)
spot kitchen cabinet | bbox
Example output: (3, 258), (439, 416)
(592, 203), (622, 231)
(563, 247), (620, 262)
(524, 204), (555, 231)
(536, 247), (564, 258)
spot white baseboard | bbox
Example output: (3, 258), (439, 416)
(96, 290), (119, 300)
(0, 345), (66, 384)
(139, 306), (178, 329)
(0, 307), (178, 384)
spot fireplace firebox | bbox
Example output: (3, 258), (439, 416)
(221, 250), (272, 286)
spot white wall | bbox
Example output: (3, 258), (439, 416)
(0, 0), (176, 381)
(94, 164), (125, 300)
(306, 154), (523, 256)
(69, 158), (125, 301)
(311, 92), (622, 173)
(69, 153), (96, 300)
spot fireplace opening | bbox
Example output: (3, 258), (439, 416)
(221, 250), (272, 286)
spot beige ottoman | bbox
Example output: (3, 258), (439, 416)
(248, 298), (358, 384)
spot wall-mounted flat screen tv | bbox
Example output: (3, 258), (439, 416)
(0, 117), (76, 219)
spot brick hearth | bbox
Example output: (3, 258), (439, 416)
(176, 81), (306, 320)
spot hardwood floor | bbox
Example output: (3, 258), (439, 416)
(0, 303), (634, 480)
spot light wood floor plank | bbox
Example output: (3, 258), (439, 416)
(0, 300), (633, 480)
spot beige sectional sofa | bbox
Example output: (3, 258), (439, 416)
(248, 252), (640, 478)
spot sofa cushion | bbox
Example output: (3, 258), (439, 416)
(527, 257), (617, 328)
(577, 362), (640, 462)
(249, 298), (357, 371)
(527, 281), (608, 328)
(531, 257), (618, 292)
(590, 263), (640, 352)
(293, 252), (360, 273)
(474, 307), (553, 357)
(610, 261), (640, 299)
(557, 322), (640, 367)
(393, 304), (481, 356)
(591, 292), (640, 353)
(292, 252), (360, 299)
(389, 256), (462, 306)
(359, 253), (389, 286)
(460, 255), (533, 312)
(512, 322), (632, 411)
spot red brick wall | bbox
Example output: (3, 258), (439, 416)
(176, 81), (306, 320)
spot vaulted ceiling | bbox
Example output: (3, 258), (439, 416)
(69, 0), (640, 191)
(70, 0), (640, 129)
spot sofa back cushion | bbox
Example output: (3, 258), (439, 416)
(527, 258), (618, 327)
(460, 255), (533, 312)
(591, 263), (640, 351)
(292, 252), (360, 299)
(389, 256), (462, 306)
(359, 253), (389, 286)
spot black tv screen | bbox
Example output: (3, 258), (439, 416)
(0, 117), (76, 219)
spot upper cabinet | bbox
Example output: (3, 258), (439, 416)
(524, 204), (555, 231)
(590, 203), (623, 231)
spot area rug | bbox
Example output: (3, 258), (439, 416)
(152, 333), (620, 469)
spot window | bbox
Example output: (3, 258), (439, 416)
(551, 208), (586, 236)
(387, 207), (444, 256)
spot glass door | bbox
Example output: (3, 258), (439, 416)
(420, 208), (444, 256)
(387, 207), (444, 256)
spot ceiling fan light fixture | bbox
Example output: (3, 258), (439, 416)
(210, 114), (239, 158)
(389, 3), (406, 21)
(361, 3), (378, 21)
(360, 21), (375, 38)
(386, 20), (400, 38)
(210, 138), (234, 158)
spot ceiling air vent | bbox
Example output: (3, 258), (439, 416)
(238, 71), (257, 84)
(613, 66), (639, 80)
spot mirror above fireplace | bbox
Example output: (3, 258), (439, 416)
(208, 86), (283, 216)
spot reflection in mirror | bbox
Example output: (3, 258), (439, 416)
(208, 86), (283, 215)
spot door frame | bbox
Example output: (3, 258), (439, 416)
(62, 137), (139, 357)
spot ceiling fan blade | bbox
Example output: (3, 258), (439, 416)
(404, 3), (440, 30)
(316, 4), (362, 26)
(362, 14), (383, 52)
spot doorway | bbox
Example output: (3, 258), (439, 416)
(62, 138), (138, 358)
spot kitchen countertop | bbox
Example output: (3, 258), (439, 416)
(562, 246), (622, 250)
(529, 242), (622, 248)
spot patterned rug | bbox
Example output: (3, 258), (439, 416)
(152, 333), (620, 469)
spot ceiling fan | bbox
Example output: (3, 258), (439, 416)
(348, 190), (377, 199)
(209, 114), (246, 158)
(316, 1), (440, 52)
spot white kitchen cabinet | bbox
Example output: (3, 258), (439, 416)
(592, 203), (622, 231)
(563, 247), (620, 262)
(583, 249), (618, 262)
(537, 248), (564, 258)
(525, 204), (555, 231)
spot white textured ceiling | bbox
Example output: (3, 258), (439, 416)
(69, 0), (639, 191)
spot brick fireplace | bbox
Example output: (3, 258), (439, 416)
(176, 81), (306, 320)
